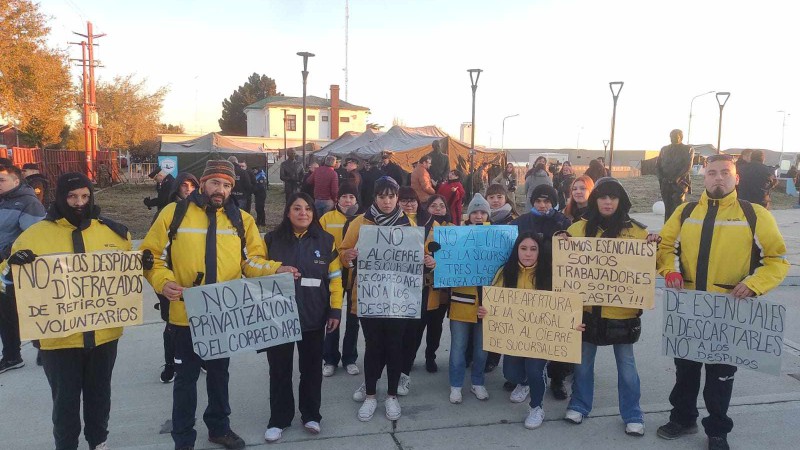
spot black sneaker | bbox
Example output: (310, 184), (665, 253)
(503, 381), (516, 392)
(0, 357), (24, 374)
(425, 358), (438, 373)
(708, 436), (729, 450)
(657, 421), (698, 440)
(551, 381), (568, 400)
(160, 364), (176, 383)
(209, 430), (245, 450)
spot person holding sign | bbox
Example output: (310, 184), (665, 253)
(655, 154), (788, 450)
(141, 160), (295, 450)
(448, 193), (493, 403)
(0, 173), (131, 450)
(559, 177), (659, 437)
(340, 176), (435, 422)
(321, 184), (363, 378)
(478, 231), (585, 429)
(262, 192), (343, 442)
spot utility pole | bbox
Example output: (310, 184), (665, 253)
(70, 22), (105, 181)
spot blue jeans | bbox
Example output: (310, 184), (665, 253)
(449, 320), (487, 387)
(503, 355), (548, 408)
(568, 342), (643, 424)
(314, 199), (334, 217)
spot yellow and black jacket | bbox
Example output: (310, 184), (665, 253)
(657, 190), (788, 295)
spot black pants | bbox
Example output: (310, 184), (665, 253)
(660, 182), (687, 222)
(547, 361), (574, 383)
(253, 185), (267, 225)
(669, 358), (737, 438)
(41, 340), (118, 450)
(322, 299), (359, 366)
(157, 295), (174, 366)
(266, 328), (325, 428)
(401, 318), (424, 375)
(416, 304), (448, 361)
(361, 317), (408, 396)
(171, 325), (232, 449)
(0, 287), (21, 360)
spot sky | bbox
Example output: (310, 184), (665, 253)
(39, 0), (799, 153)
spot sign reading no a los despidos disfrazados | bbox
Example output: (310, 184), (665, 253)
(433, 225), (518, 288)
(12, 251), (144, 340)
(355, 225), (424, 319)
(182, 272), (301, 360)
(662, 288), (786, 375)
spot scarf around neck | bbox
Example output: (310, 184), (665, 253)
(490, 203), (513, 223)
(365, 203), (407, 226)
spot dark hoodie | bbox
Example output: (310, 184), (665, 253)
(0, 183), (46, 259)
(46, 172), (128, 240)
(582, 177), (645, 238)
(167, 173), (200, 203)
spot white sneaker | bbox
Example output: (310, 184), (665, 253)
(264, 427), (283, 442)
(510, 384), (530, 403)
(358, 398), (378, 422)
(470, 385), (489, 400)
(564, 409), (584, 424)
(625, 422), (645, 436)
(449, 387), (463, 404)
(397, 373), (411, 396)
(524, 406), (545, 429)
(93, 443), (110, 450)
(304, 421), (321, 434)
(385, 396), (402, 420)
(346, 363), (360, 375)
(352, 382), (367, 402)
(322, 364), (336, 377)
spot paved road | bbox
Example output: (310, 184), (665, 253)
(1, 211), (799, 449)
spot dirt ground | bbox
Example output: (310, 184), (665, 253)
(96, 176), (798, 239)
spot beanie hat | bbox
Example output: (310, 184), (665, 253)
(22, 163), (39, 171)
(52, 172), (96, 225)
(227, 155), (239, 164)
(467, 193), (490, 216)
(373, 175), (400, 196)
(200, 160), (236, 186)
(338, 182), (359, 199)
(57, 172), (93, 197)
(590, 177), (631, 213)
(530, 184), (558, 207)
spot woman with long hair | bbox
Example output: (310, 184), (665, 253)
(560, 177), (659, 437)
(262, 192), (343, 442)
(340, 177), (436, 422)
(437, 170), (465, 225)
(563, 175), (595, 221)
(554, 162), (576, 211)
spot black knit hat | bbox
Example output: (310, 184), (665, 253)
(530, 184), (558, 207)
(338, 183), (359, 199)
(51, 172), (96, 226)
(56, 172), (93, 197)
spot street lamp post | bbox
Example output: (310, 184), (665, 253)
(602, 139), (609, 162)
(778, 110), (790, 164)
(608, 81), (624, 172)
(687, 90), (715, 145)
(468, 69), (483, 173)
(715, 92), (731, 154)
(297, 51), (315, 167)
(501, 113), (519, 155)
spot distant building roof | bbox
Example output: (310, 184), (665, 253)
(244, 95), (369, 111)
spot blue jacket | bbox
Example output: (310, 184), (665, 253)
(0, 183), (46, 259)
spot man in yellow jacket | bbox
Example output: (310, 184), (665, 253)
(0, 173), (131, 450)
(655, 154), (788, 450)
(140, 160), (296, 450)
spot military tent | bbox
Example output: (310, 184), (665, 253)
(159, 132), (269, 176)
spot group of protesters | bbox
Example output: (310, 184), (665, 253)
(0, 132), (789, 450)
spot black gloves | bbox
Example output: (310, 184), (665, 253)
(143, 197), (153, 209)
(142, 249), (154, 270)
(8, 249), (37, 265)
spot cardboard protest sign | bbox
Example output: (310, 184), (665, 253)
(482, 286), (583, 363)
(355, 225), (424, 319)
(433, 225), (518, 288)
(662, 288), (786, 375)
(182, 272), (301, 360)
(13, 251), (144, 340)
(553, 237), (656, 309)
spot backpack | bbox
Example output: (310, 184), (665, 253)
(679, 199), (761, 274)
(165, 198), (247, 269)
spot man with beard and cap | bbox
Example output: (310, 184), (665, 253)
(0, 163), (46, 373)
(0, 172), (131, 450)
(140, 159), (298, 450)
(22, 162), (51, 208)
(656, 129), (694, 221)
(508, 184), (573, 400)
(144, 169), (176, 216)
(226, 156), (253, 212)
(656, 154), (788, 450)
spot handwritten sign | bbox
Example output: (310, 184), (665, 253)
(13, 252), (144, 340)
(482, 286), (583, 363)
(553, 237), (656, 309)
(662, 288), (785, 375)
(355, 225), (424, 318)
(182, 273), (301, 360)
(433, 225), (518, 288)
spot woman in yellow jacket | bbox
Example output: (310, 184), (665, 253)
(340, 176), (436, 422)
(560, 177), (659, 437)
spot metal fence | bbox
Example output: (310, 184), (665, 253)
(8, 147), (121, 188)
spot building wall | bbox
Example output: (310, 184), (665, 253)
(252, 106), (367, 140)
(245, 110), (267, 137)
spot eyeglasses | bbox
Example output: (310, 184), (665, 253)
(706, 154), (735, 163)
